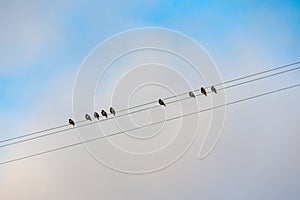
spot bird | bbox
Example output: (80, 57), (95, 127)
(211, 86), (217, 94)
(158, 99), (166, 106)
(85, 114), (92, 121)
(94, 112), (100, 120)
(200, 87), (207, 96)
(110, 107), (116, 116)
(101, 110), (108, 118)
(69, 119), (75, 126)
(189, 91), (196, 98)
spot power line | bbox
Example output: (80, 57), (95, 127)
(116, 61), (300, 110)
(3, 62), (299, 143)
(0, 83), (299, 166)
(0, 62), (300, 147)
(0, 119), (88, 144)
(1, 65), (300, 148)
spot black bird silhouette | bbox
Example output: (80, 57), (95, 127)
(211, 86), (217, 94)
(85, 114), (92, 121)
(158, 99), (166, 106)
(101, 110), (108, 118)
(94, 112), (100, 120)
(110, 107), (116, 116)
(69, 119), (75, 126)
(189, 91), (196, 98)
(200, 87), (207, 96)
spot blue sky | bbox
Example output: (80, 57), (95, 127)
(0, 1), (300, 199)
(1, 0), (299, 114)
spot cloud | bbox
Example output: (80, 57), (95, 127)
(1, 43), (299, 200)
(0, 1), (65, 75)
(0, 1), (300, 200)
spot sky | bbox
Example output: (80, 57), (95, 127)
(0, 0), (300, 199)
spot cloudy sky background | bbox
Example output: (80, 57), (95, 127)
(0, 0), (300, 199)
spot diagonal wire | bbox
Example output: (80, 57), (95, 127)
(0, 61), (299, 145)
(117, 61), (300, 109)
(0, 83), (299, 165)
(0, 64), (299, 148)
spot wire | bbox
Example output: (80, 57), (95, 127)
(0, 63), (300, 147)
(1, 65), (299, 148)
(0, 62), (300, 144)
(0, 121), (87, 144)
(117, 61), (300, 109)
(0, 83), (299, 166)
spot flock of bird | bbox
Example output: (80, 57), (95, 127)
(68, 86), (217, 126)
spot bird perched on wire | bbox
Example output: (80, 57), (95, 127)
(158, 99), (166, 106)
(189, 91), (196, 98)
(85, 114), (92, 121)
(211, 86), (217, 94)
(69, 119), (75, 126)
(110, 107), (116, 116)
(101, 110), (108, 118)
(94, 112), (100, 120)
(201, 87), (207, 96)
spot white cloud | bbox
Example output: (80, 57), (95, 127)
(0, 1), (300, 200)
(0, 1), (58, 74)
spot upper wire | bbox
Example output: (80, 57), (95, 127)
(0, 61), (299, 145)
(0, 64), (299, 148)
(0, 82), (299, 165)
